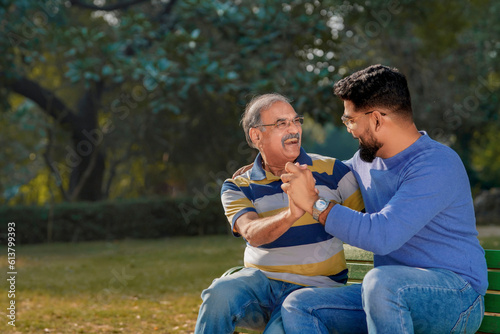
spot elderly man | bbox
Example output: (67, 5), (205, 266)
(193, 93), (364, 334)
(281, 65), (488, 333)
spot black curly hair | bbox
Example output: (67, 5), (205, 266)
(333, 64), (413, 120)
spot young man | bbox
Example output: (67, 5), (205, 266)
(194, 93), (364, 333)
(281, 65), (487, 333)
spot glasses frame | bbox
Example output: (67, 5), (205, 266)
(341, 110), (386, 129)
(256, 115), (304, 130)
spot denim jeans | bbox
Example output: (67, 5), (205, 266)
(282, 265), (484, 334)
(194, 267), (304, 334)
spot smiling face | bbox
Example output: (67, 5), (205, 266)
(250, 101), (302, 169)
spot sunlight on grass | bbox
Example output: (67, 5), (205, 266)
(0, 235), (245, 333)
(9, 293), (202, 333)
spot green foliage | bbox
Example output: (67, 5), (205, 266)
(1, 197), (229, 244)
(471, 124), (500, 188)
(302, 122), (359, 161)
(0, 100), (55, 204)
(1, 0), (499, 204)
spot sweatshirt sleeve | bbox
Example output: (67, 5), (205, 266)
(325, 151), (464, 255)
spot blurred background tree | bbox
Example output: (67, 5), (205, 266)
(1, 0), (499, 206)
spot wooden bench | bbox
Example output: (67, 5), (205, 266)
(223, 245), (500, 333)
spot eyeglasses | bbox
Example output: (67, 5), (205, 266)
(257, 116), (304, 130)
(341, 111), (386, 129)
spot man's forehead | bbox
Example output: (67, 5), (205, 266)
(261, 101), (297, 120)
(343, 100), (355, 110)
(342, 100), (357, 116)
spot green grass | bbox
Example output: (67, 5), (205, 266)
(0, 235), (246, 333)
(1, 234), (498, 333)
(479, 235), (500, 250)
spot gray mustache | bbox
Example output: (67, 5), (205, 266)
(282, 133), (301, 146)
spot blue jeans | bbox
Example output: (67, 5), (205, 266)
(282, 266), (484, 334)
(194, 267), (304, 334)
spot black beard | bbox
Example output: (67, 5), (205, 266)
(359, 141), (381, 163)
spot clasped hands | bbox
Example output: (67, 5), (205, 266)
(281, 162), (319, 218)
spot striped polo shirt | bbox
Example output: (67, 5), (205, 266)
(221, 148), (364, 287)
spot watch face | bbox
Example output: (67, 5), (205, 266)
(316, 199), (328, 210)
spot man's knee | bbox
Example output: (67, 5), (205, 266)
(282, 288), (312, 314)
(362, 267), (384, 292)
(201, 268), (267, 306)
(202, 276), (243, 304)
(361, 266), (401, 308)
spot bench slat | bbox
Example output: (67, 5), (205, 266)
(486, 250), (500, 270)
(221, 266), (244, 277)
(344, 244), (374, 261)
(478, 314), (500, 333)
(346, 263), (373, 280)
(485, 294), (500, 314)
(488, 271), (500, 291)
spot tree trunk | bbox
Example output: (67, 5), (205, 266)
(68, 81), (105, 201)
(7, 75), (106, 202)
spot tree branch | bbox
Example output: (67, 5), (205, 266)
(7, 75), (83, 133)
(69, 149), (100, 202)
(69, 0), (151, 11)
(157, 0), (178, 21)
(102, 146), (135, 197)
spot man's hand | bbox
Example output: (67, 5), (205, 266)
(232, 163), (254, 179)
(288, 194), (306, 219)
(281, 162), (318, 215)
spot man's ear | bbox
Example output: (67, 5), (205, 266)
(249, 127), (260, 145)
(374, 111), (385, 131)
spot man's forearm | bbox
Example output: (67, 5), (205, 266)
(236, 209), (302, 247)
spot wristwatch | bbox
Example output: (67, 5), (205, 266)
(312, 198), (329, 221)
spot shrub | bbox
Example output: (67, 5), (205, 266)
(1, 197), (230, 244)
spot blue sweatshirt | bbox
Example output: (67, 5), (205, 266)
(326, 133), (488, 295)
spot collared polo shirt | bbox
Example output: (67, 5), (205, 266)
(221, 148), (364, 287)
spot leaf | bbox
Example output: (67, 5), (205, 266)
(226, 71), (239, 80)
(166, 103), (181, 115)
(64, 48), (77, 57)
(102, 65), (113, 76)
(158, 58), (170, 71)
(206, 62), (218, 72)
(191, 29), (200, 39)
(65, 68), (81, 82)
(113, 75), (124, 83)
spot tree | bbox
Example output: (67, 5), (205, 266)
(2, 0), (499, 205)
(0, 0), (346, 204)
(328, 0), (500, 186)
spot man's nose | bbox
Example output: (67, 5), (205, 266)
(288, 120), (301, 130)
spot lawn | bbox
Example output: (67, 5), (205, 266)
(0, 235), (246, 334)
(1, 234), (498, 333)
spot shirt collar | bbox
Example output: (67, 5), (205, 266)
(250, 147), (312, 181)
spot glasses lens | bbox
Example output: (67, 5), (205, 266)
(294, 117), (304, 126)
(272, 117), (304, 129)
(276, 120), (288, 129)
(342, 115), (359, 129)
